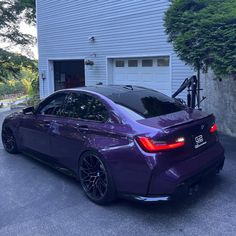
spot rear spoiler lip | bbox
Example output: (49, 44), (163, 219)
(163, 113), (214, 130)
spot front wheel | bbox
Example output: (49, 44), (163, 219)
(2, 127), (19, 154)
(79, 151), (116, 205)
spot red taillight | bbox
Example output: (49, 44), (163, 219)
(136, 136), (185, 153)
(210, 123), (217, 133)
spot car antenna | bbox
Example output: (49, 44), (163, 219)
(123, 85), (133, 90)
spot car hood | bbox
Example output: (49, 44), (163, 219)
(136, 109), (212, 130)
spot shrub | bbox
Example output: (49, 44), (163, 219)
(164, 0), (236, 78)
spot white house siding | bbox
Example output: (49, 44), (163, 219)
(37, 0), (194, 98)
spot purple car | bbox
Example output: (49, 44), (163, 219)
(1, 85), (225, 204)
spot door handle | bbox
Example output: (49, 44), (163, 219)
(77, 125), (89, 131)
(38, 122), (51, 128)
(43, 122), (52, 128)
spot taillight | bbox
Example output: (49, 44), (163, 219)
(136, 136), (185, 153)
(210, 123), (217, 133)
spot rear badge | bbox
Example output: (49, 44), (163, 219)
(194, 134), (207, 149)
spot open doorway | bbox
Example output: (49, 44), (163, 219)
(54, 60), (85, 91)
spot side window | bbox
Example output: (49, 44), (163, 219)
(38, 93), (67, 116)
(63, 94), (81, 118)
(64, 93), (108, 122)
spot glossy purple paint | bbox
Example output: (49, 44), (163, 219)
(2, 86), (225, 199)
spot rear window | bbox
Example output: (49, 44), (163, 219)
(108, 89), (185, 119)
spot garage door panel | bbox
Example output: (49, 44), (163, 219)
(141, 73), (156, 83)
(113, 57), (171, 96)
(126, 73), (141, 80)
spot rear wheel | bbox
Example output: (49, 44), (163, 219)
(79, 151), (116, 205)
(2, 127), (19, 154)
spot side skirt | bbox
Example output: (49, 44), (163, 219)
(22, 149), (77, 178)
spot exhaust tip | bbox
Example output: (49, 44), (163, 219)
(188, 183), (199, 195)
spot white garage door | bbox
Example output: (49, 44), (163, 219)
(112, 56), (171, 96)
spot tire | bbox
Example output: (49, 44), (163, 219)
(1, 126), (19, 154)
(79, 151), (116, 205)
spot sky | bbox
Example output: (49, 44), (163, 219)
(20, 22), (38, 59)
(5, 22), (38, 59)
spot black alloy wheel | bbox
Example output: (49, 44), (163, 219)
(2, 127), (18, 154)
(79, 151), (116, 205)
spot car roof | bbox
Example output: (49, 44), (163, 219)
(68, 85), (150, 97)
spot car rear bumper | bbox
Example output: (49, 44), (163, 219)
(122, 155), (224, 202)
(148, 142), (225, 196)
(173, 157), (224, 196)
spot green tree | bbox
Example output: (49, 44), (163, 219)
(0, 48), (37, 82)
(164, 0), (236, 78)
(0, 0), (37, 82)
(20, 66), (38, 96)
(0, 0), (36, 45)
(0, 80), (24, 98)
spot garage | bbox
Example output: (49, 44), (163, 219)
(53, 60), (85, 91)
(112, 56), (171, 96)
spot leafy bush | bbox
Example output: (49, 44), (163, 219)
(0, 81), (25, 99)
(164, 0), (236, 78)
(0, 66), (39, 100)
(26, 95), (41, 107)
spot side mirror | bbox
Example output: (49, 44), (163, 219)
(23, 106), (35, 114)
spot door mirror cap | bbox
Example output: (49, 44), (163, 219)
(23, 106), (35, 114)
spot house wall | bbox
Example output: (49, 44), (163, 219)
(36, 0), (193, 98)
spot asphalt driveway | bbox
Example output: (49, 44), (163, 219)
(0, 110), (236, 236)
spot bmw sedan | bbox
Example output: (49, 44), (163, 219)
(1, 85), (225, 204)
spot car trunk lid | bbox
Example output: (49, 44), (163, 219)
(136, 109), (217, 161)
(137, 109), (211, 130)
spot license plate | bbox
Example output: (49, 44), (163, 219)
(193, 134), (207, 149)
